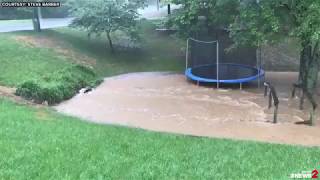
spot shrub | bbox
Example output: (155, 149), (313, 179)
(15, 81), (41, 100)
(16, 65), (101, 105)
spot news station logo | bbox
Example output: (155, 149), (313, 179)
(290, 169), (318, 179)
(0, 1), (60, 8)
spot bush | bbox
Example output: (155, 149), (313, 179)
(16, 65), (101, 105)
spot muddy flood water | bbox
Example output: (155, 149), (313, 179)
(55, 72), (320, 146)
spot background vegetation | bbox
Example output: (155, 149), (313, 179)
(0, 20), (184, 103)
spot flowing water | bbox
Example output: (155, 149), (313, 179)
(55, 72), (320, 146)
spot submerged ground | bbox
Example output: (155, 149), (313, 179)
(56, 72), (320, 146)
(0, 19), (319, 179)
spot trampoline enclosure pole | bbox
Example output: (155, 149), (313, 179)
(257, 46), (262, 88)
(186, 39), (189, 71)
(216, 41), (219, 88)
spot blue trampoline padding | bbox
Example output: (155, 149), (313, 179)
(185, 63), (265, 84)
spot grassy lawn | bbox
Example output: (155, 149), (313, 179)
(0, 34), (72, 87)
(4, 20), (184, 82)
(0, 98), (319, 179)
(0, 20), (184, 103)
(47, 21), (185, 77)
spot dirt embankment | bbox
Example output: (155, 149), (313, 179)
(0, 85), (25, 104)
(0, 85), (46, 107)
(14, 35), (96, 68)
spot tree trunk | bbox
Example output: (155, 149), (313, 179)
(32, 7), (41, 32)
(304, 57), (319, 126)
(299, 42), (309, 83)
(106, 31), (114, 53)
(300, 41), (319, 125)
(296, 41), (310, 109)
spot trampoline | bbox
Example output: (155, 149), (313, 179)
(185, 63), (265, 84)
(185, 38), (265, 88)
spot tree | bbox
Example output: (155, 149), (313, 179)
(229, 0), (320, 125)
(169, 0), (320, 125)
(70, 0), (145, 53)
(167, 0), (239, 38)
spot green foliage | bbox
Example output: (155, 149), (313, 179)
(70, 0), (145, 52)
(229, 1), (320, 75)
(229, 0), (320, 48)
(229, 0), (320, 124)
(16, 65), (99, 104)
(229, 0), (281, 48)
(167, 0), (239, 38)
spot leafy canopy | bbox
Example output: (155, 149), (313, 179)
(70, 0), (145, 51)
(167, 0), (239, 37)
(229, 0), (320, 124)
(229, 0), (320, 49)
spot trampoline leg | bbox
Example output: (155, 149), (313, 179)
(197, 81), (200, 86)
(273, 104), (278, 124)
(240, 83), (242, 90)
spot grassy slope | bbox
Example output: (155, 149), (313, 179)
(9, 20), (185, 79)
(0, 20), (184, 87)
(45, 20), (185, 77)
(0, 98), (319, 179)
(0, 34), (72, 87)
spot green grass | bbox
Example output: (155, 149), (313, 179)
(15, 65), (99, 104)
(0, 20), (184, 103)
(0, 98), (319, 179)
(0, 20), (184, 87)
(9, 20), (185, 78)
(0, 34), (72, 87)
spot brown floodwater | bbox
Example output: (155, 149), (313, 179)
(55, 72), (320, 146)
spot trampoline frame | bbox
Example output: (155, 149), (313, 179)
(185, 63), (265, 86)
(185, 38), (265, 89)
